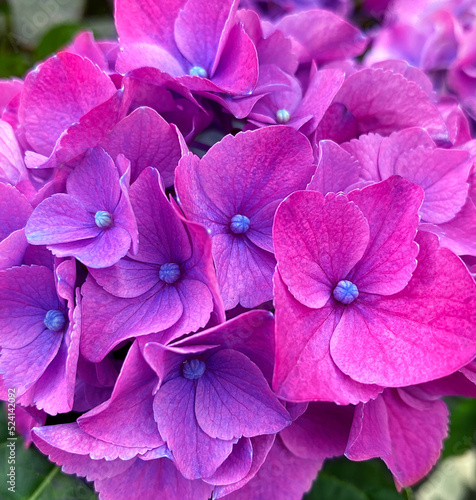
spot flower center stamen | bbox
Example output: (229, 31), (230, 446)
(159, 263), (181, 284)
(95, 211), (113, 229)
(276, 109), (290, 124)
(230, 214), (250, 234)
(189, 66), (208, 78)
(183, 359), (206, 380)
(44, 309), (66, 332)
(333, 280), (359, 304)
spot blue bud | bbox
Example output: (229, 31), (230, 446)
(189, 66), (208, 78)
(44, 309), (66, 332)
(95, 211), (113, 229)
(183, 359), (206, 380)
(230, 214), (250, 234)
(159, 262), (181, 284)
(276, 109), (290, 124)
(333, 280), (359, 304)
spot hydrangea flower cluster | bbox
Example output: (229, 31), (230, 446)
(1, 0), (476, 498)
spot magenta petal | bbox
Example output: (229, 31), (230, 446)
(32, 424), (135, 478)
(0, 183), (32, 240)
(100, 106), (182, 186)
(0, 120), (26, 185)
(346, 395), (392, 460)
(115, 0), (186, 56)
(223, 436), (322, 500)
(204, 437), (252, 485)
(174, 0), (237, 75)
(394, 147), (472, 224)
(33, 422), (147, 464)
(130, 167), (192, 265)
(89, 258), (160, 298)
(213, 233), (275, 310)
(273, 272), (382, 404)
(96, 457), (213, 500)
(22, 291), (81, 414)
(154, 375), (235, 479)
(380, 390), (448, 489)
(331, 231), (476, 387)
(308, 140), (360, 194)
(195, 349), (290, 440)
(276, 10), (366, 64)
(274, 190), (370, 308)
(116, 42), (185, 76)
(48, 226), (133, 268)
(80, 276), (183, 362)
(280, 402), (354, 461)
(192, 126), (314, 218)
(19, 52), (116, 157)
(319, 68), (447, 142)
(0, 265), (61, 349)
(347, 176), (423, 295)
(66, 148), (121, 212)
(212, 434), (274, 499)
(47, 88), (133, 169)
(211, 23), (259, 95)
(78, 342), (164, 451)
(0, 229), (28, 270)
(175, 310), (276, 382)
(26, 195), (100, 245)
(0, 329), (62, 394)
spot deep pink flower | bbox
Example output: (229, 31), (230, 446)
(273, 176), (476, 404)
(115, 0), (259, 95)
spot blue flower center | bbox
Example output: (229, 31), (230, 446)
(183, 359), (206, 380)
(159, 263), (181, 284)
(230, 214), (250, 234)
(44, 309), (66, 332)
(333, 280), (359, 304)
(276, 109), (290, 124)
(95, 211), (113, 229)
(189, 66), (208, 78)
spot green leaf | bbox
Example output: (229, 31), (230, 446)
(442, 398), (476, 459)
(34, 23), (82, 61)
(305, 473), (369, 500)
(0, 406), (97, 500)
(308, 457), (406, 500)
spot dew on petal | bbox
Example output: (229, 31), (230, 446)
(159, 262), (181, 284)
(230, 214), (250, 234)
(44, 309), (66, 332)
(95, 210), (113, 229)
(333, 280), (359, 304)
(189, 66), (208, 78)
(183, 358), (206, 380)
(276, 109), (291, 124)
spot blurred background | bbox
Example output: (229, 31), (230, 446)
(0, 0), (475, 499)
(0, 0), (114, 77)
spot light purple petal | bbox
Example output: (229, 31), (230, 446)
(195, 349), (290, 440)
(154, 374), (235, 479)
